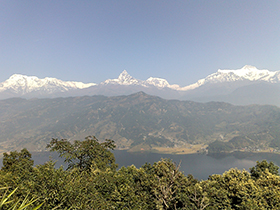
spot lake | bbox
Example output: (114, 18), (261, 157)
(25, 150), (280, 180)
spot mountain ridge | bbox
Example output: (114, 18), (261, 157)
(2, 65), (280, 92)
(1, 65), (280, 106)
(1, 92), (280, 154)
(0, 74), (97, 96)
(101, 70), (179, 89)
(181, 65), (280, 91)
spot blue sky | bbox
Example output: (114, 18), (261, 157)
(1, 0), (280, 86)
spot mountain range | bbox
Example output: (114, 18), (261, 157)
(1, 65), (280, 106)
(1, 92), (280, 154)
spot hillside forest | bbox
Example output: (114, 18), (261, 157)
(1, 92), (280, 155)
(1, 136), (280, 210)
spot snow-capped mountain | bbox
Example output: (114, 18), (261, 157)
(0, 74), (96, 96)
(102, 70), (142, 86)
(101, 66), (280, 92)
(1, 65), (280, 106)
(102, 70), (180, 89)
(181, 65), (280, 91)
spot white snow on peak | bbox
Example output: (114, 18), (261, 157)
(102, 70), (181, 90)
(102, 66), (280, 91)
(102, 70), (141, 85)
(217, 65), (276, 80)
(180, 65), (280, 91)
(146, 77), (170, 88)
(117, 70), (140, 85)
(2, 65), (280, 96)
(0, 74), (96, 94)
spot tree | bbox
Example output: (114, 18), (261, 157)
(111, 165), (153, 209)
(149, 159), (189, 210)
(207, 168), (266, 209)
(1, 148), (34, 186)
(47, 136), (117, 172)
(250, 160), (279, 179)
(2, 148), (34, 173)
(256, 170), (280, 209)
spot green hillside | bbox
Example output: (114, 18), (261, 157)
(1, 92), (280, 153)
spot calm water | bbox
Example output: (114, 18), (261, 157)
(31, 150), (280, 180)
(2, 151), (280, 180)
(113, 151), (280, 180)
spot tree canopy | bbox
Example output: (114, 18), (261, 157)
(1, 137), (280, 209)
(47, 136), (117, 171)
(250, 159), (279, 179)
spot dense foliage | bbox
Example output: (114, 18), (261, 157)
(1, 137), (280, 209)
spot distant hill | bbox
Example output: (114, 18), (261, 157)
(1, 92), (280, 153)
(1, 65), (280, 107)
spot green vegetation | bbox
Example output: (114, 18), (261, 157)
(0, 187), (43, 210)
(47, 136), (117, 171)
(1, 137), (280, 209)
(1, 92), (280, 153)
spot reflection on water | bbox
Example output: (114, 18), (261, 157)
(1, 150), (280, 180)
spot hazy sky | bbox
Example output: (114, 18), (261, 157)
(1, 1), (280, 86)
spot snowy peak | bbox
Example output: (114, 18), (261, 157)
(217, 65), (276, 81)
(117, 70), (140, 85)
(146, 77), (170, 88)
(102, 70), (140, 85)
(102, 70), (181, 89)
(182, 65), (280, 90)
(241, 65), (258, 71)
(118, 70), (132, 81)
(0, 74), (96, 95)
(1, 65), (280, 99)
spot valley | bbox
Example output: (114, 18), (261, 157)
(1, 66), (280, 155)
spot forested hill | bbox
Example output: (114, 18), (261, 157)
(1, 91), (280, 153)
